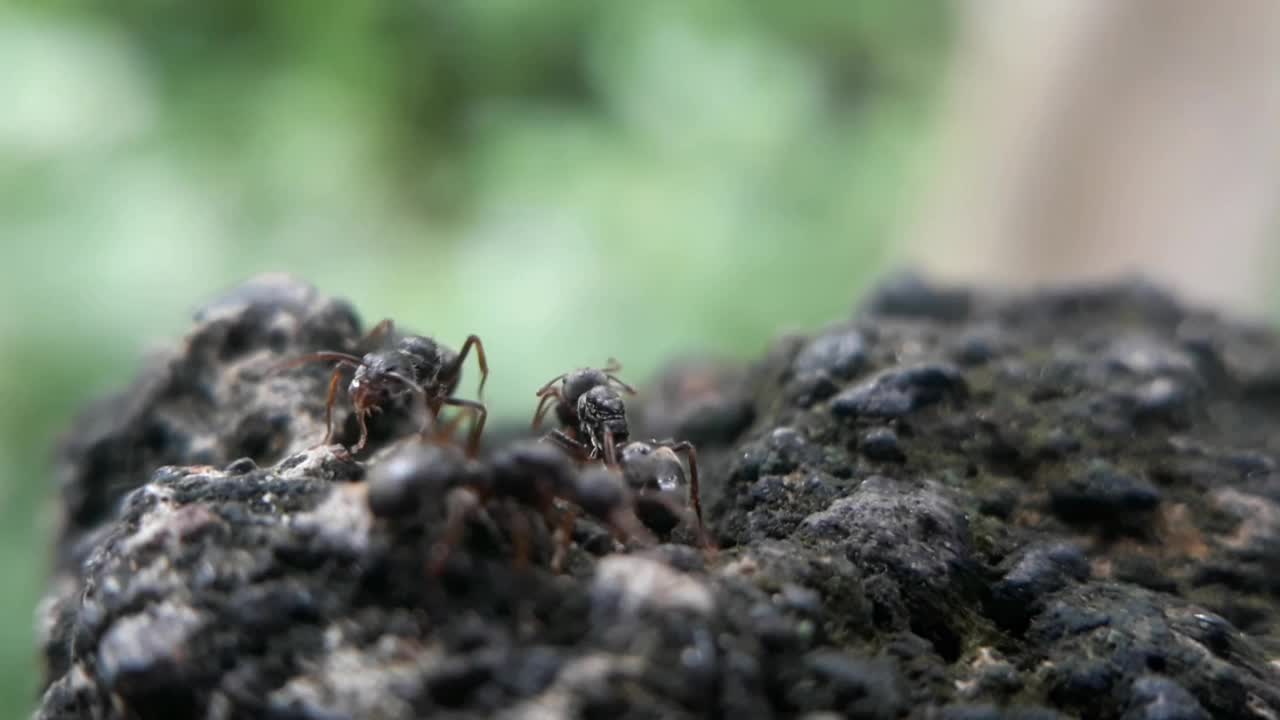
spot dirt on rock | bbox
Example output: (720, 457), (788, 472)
(36, 273), (1280, 719)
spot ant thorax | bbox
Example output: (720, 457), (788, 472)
(562, 368), (609, 405)
(396, 336), (442, 370)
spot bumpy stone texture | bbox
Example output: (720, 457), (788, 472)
(36, 273), (1280, 719)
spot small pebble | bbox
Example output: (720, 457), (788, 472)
(861, 427), (906, 462)
(862, 272), (972, 322)
(1133, 377), (1192, 424)
(1049, 462), (1161, 529)
(991, 543), (1090, 631)
(831, 363), (966, 420)
(798, 651), (903, 720)
(1126, 676), (1209, 720)
(793, 329), (868, 380)
(223, 458), (258, 475)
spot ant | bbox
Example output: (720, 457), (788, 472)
(276, 319), (488, 455)
(533, 360), (636, 461)
(535, 361), (708, 548)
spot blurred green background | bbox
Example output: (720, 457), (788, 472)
(0, 1), (950, 714)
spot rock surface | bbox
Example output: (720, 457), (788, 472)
(36, 274), (1280, 719)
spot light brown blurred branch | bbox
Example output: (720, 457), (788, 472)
(907, 0), (1280, 315)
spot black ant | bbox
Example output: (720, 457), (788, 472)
(535, 361), (709, 549)
(539, 384), (631, 466)
(533, 360), (635, 461)
(276, 319), (488, 455)
(544, 384), (634, 466)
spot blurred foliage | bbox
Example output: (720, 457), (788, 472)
(0, 1), (951, 715)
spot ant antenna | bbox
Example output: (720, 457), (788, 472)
(270, 351), (366, 374)
(385, 371), (426, 395)
(535, 373), (569, 396)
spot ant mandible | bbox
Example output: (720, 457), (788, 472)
(277, 319), (488, 455)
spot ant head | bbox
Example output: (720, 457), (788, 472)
(619, 442), (686, 493)
(349, 353), (421, 415)
(577, 385), (629, 441)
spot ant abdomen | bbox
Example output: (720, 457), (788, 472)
(562, 368), (610, 406)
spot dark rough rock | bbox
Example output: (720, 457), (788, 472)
(831, 363), (967, 420)
(793, 329), (869, 381)
(930, 705), (1068, 720)
(1048, 461), (1163, 534)
(36, 275), (1280, 719)
(1124, 676), (1210, 720)
(862, 272), (973, 324)
(637, 357), (755, 448)
(861, 427), (907, 462)
(990, 543), (1091, 633)
(51, 274), (382, 572)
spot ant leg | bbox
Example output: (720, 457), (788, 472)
(642, 491), (717, 556)
(269, 353), (360, 446)
(531, 388), (563, 430)
(535, 372), (570, 397)
(446, 335), (489, 401)
(508, 505), (533, 572)
(352, 410), (372, 454)
(417, 391), (463, 441)
(360, 318), (395, 348)
(606, 375), (637, 395)
(425, 405), (487, 455)
(550, 504), (577, 574)
(271, 352), (363, 374)
(546, 430), (591, 460)
(599, 357), (636, 395)
(420, 407), (461, 445)
(430, 487), (481, 575)
(603, 430), (618, 468)
(653, 440), (704, 538)
(608, 507), (657, 548)
(322, 366), (345, 445)
(441, 397), (487, 457)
